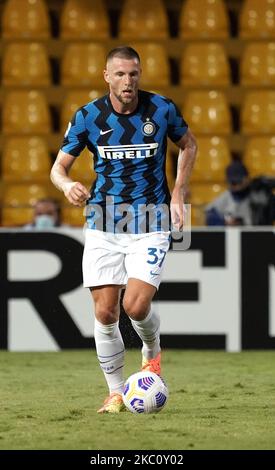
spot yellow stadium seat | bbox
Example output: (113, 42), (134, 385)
(179, 0), (229, 39)
(69, 148), (96, 184)
(61, 90), (104, 132)
(240, 0), (275, 38)
(240, 42), (275, 86)
(2, 91), (51, 135)
(61, 43), (106, 87)
(166, 149), (176, 192)
(2, 42), (51, 87)
(189, 182), (226, 225)
(2, 184), (51, 227)
(180, 42), (230, 86)
(184, 91), (232, 135)
(2, 0), (50, 39)
(119, 0), (169, 39)
(2, 137), (51, 183)
(243, 136), (275, 177)
(61, 205), (87, 227)
(190, 183), (226, 206)
(190, 206), (206, 226)
(131, 43), (170, 88)
(241, 91), (275, 134)
(191, 136), (231, 182)
(60, 0), (110, 39)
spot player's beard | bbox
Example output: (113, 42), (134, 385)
(116, 88), (137, 105)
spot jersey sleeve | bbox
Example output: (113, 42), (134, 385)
(60, 108), (88, 157)
(167, 100), (188, 143)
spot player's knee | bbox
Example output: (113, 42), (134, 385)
(123, 295), (150, 320)
(95, 303), (118, 324)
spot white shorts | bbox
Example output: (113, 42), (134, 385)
(82, 229), (171, 289)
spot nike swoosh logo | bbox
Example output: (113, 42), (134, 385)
(150, 271), (159, 276)
(100, 129), (113, 135)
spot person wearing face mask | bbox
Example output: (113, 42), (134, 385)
(24, 198), (62, 229)
(205, 161), (275, 226)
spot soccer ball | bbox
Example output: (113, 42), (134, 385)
(122, 371), (168, 414)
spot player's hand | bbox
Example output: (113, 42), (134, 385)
(170, 188), (185, 231)
(63, 182), (90, 207)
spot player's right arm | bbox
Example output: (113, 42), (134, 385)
(50, 150), (90, 207)
(51, 107), (91, 206)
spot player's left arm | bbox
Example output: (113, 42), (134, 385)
(170, 129), (197, 230)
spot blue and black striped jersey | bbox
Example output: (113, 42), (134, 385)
(61, 90), (188, 231)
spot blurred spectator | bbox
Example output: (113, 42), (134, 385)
(24, 198), (63, 229)
(205, 161), (275, 226)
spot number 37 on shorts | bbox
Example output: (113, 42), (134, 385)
(147, 247), (167, 268)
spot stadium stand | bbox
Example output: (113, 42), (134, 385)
(119, 0), (169, 39)
(61, 42), (106, 86)
(189, 183), (227, 225)
(61, 204), (87, 227)
(2, 0), (51, 39)
(60, 0), (110, 39)
(2, 137), (51, 183)
(180, 42), (231, 86)
(131, 43), (170, 88)
(240, 42), (275, 86)
(2, 42), (51, 87)
(239, 0), (275, 38)
(179, 0), (230, 39)
(183, 90), (232, 135)
(166, 149), (176, 193)
(191, 136), (231, 183)
(243, 137), (275, 177)
(2, 183), (52, 226)
(2, 90), (51, 135)
(0, 0), (273, 226)
(241, 91), (275, 134)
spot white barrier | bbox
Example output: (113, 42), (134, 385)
(0, 227), (274, 352)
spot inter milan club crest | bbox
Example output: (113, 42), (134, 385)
(142, 118), (156, 136)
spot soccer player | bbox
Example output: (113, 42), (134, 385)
(50, 46), (197, 413)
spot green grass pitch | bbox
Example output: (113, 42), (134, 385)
(0, 350), (274, 450)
